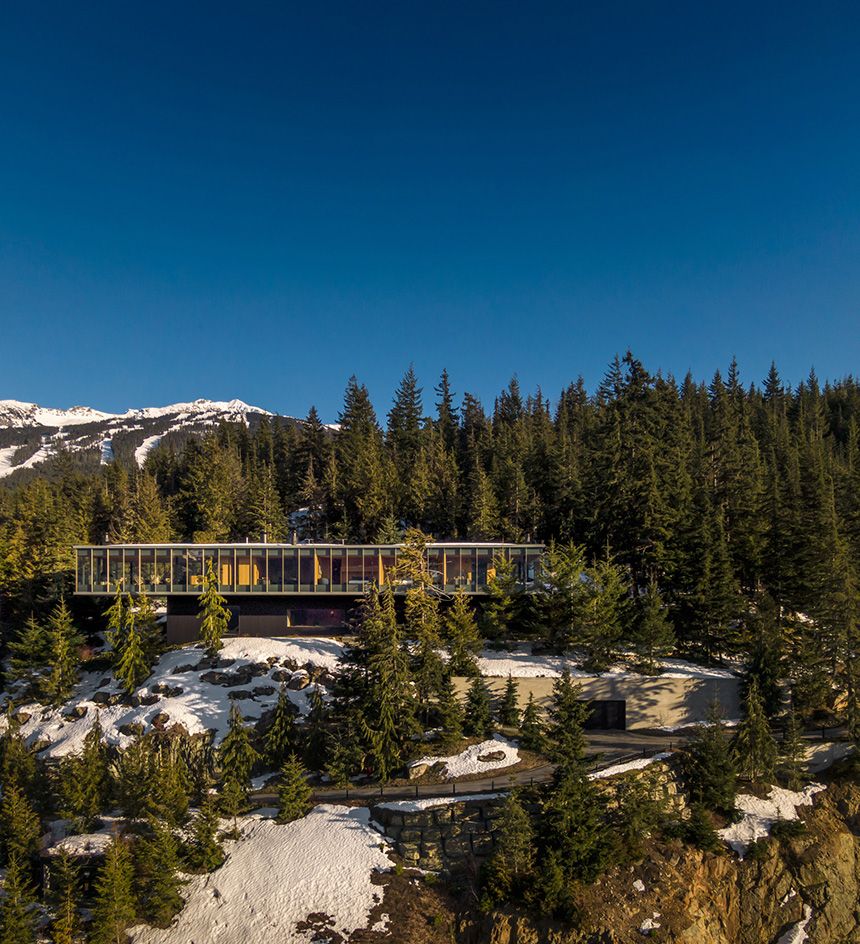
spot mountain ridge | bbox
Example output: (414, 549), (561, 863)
(0, 397), (304, 480)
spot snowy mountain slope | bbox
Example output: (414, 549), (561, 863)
(0, 397), (304, 478)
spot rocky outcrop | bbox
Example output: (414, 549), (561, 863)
(460, 779), (860, 944)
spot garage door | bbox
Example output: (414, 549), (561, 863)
(583, 699), (626, 730)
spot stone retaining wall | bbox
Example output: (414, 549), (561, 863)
(373, 760), (685, 871)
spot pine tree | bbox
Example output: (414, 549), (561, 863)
(0, 854), (36, 944)
(780, 703), (808, 790)
(481, 790), (535, 905)
(499, 675), (520, 728)
(464, 675), (493, 738)
(110, 735), (157, 819)
(0, 783), (41, 866)
(444, 588), (481, 676)
(218, 703), (259, 792)
(733, 675), (778, 781)
(276, 754), (313, 823)
(265, 684), (298, 769)
(518, 693), (545, 753)
(633, 580), (675, 673)
(436, 674), (464, 751)
(135, 816), (185, 927)
(184, 793), (224, 873)
(198, 560), (230, 655)
(48, 849), (83, 944)
(90, 835), (137, 944)
(682, 703), (737, 815)
(43, 597), (83, 705)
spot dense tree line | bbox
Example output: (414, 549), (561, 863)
(1, 355), (858, 723)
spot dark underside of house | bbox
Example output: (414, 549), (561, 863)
(165, 593), (365, 642)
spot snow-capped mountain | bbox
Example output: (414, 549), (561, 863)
(0, 398), (297, 479)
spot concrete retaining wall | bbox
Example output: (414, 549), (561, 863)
(453, 674), (740, 730)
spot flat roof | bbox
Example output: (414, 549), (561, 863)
(75, 542), (544, 549)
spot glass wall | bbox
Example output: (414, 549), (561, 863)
(74, 544), (544, 595)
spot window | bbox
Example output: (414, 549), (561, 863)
(252, 549), (267, 589)
(140, 548), (156, 591)
(236, 549), (251, 590)
(219, 549), (235, 591)
(267, 549), (283, 590)
(299, 549), (315, 591)
(330, 549), (345, 591)
(171, 550), (187, 592)
(347, 552), (364, 589)
(93, 549), (107, 592)
(283, 549), (298, 589)
(187, 548), (204, 590)
(155, 548), (170, 592)
(109, 549), (125, 592)
(77, 550), (92, 592)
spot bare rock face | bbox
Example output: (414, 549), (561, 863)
(460, 780), (860, 944)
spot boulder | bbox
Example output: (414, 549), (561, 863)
(477, 750), (507, 763)
(288, 671), (311, 691)
(150, 711), (170, 729)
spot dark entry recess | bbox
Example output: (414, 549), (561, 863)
(583, 699), (626, 730)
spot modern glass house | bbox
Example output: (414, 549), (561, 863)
(74, 542), (544, 641)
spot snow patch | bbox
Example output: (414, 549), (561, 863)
(376, 793), (503, 813)
(134, 434), (163, 466)
(409, 736), (520, 779)
(476, 645), (737, 680)
(589, 752), (672, 780)
(718, 785), (826, 857)
(776, 904), (813, 944)
(128, 806), (393, 944)
(2, 637), (346, 757)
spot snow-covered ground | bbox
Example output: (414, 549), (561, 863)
(134, 433), (163, 466)
(718, 784), (826, 857)
(129, 805), (393, 944)
(588, 752), (672, 780)
(376, 792), (503, 813)
(805, 741), (855, 772)
(477, 644), (738, 680)
(409, 735), (520, 779)
(2, 637), (346, 757)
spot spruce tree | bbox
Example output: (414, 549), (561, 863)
(499, 674), (520, 727)
(218, 775), (246, 836)
(48, 849), (82, 944)
(682, 703), (737, 815)
(218, 704), (259, 795)
(0, 783), (41, 866)
(464, 675), (493, 739)
(198, 561), (230, 656)
(184, 794), (224, 873)
(43, 597), (83, 705)
(545, 668), (589, 775)
(444, 588), (481, 676)
(541, 766), (610, 884)
(61, 715), (110, 830)
(276, 754), (313, 823)
(104, 584), (127, 651)
(90, 835), (137, 944)
(135, 816), (185, 927)
(0, 853), (36, 944)
(633, 580), (675, 674)
(265, 684), (298, 769)
(518, 693), (545, 753)
(114, 621), (149, 694)
(303, 685), (329, 772)
(436, 674), (464, 751)
(780, 703), (808, 790)
(7, 614), (50, 688)
(481, 790), (535, 905)
(481, 553), (519, 640)
(734, 675), (778, 781)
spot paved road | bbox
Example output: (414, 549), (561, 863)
(252, 729), (683, 804)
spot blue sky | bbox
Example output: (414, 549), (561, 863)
(1, 2), (859, 421)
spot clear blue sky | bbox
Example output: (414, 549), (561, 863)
(1, 2), (858, 421)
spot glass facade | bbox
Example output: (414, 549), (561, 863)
(74, 543), (544, 595)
